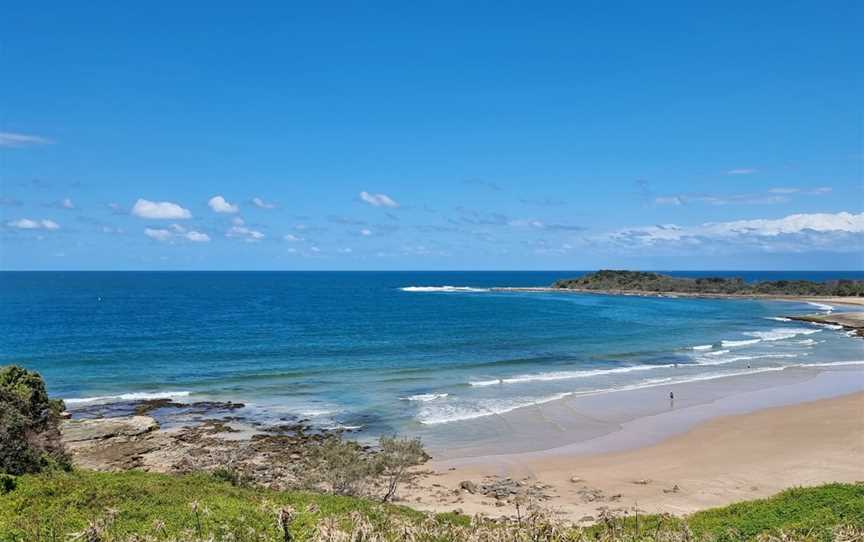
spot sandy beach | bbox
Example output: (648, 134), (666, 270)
(406, 369), (864, 521)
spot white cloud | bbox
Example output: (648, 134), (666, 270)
(338, 247), (353, 253)
(61, 197), (74, 209)
(144, 224), (210, 243)
(360, 191), (399, 208)
(251, 197), (276, 209)
(208, 195), (239, 214)
(227, 223), (264, 242)
(132, 199), (192, 219)
(6, 218), (60, 230)
(0, 132), (53, 148)
(184, 230), (211, 242)
(360, 228), (372, 236)
(144, 228), (173, 242)
(283, 233), (304, 242)
(727, 168), (757, 175)
(605, 211), (864, 253)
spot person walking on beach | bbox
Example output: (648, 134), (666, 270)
(669, 391), (674, 402)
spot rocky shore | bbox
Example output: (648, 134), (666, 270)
(788, 312), (864, 338)
(60, 398), (369, 490)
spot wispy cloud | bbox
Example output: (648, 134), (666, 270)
(132, 199), (192, 219)
(6, 218), (60, 230)
(107, 202), (126, 215)
(208, 195), (239, 214)
(144, 223), (210, 243)
(329, 215), (367, 226)
(604, 211), (864, 253)
(46, 197), (75, 209)
(507, 218), (586, 231)
(519, 197), (567, 207)
(226, 217), (264, 242)
(653, 187), (831, 206)
(359, 191), (399, 208)
(0, 132), (53, 148)
(250, 197), (276, 209)
(727, 168), (757, 175)
(768, 187), (832, 195)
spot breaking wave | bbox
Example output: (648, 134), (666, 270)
(469, 364), (674, 387)
(400, 286), (490, 293)
(64, 390), (192, 406)
(401, 393), (449, 402)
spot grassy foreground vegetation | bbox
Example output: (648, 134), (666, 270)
(1, 470), (862, 541)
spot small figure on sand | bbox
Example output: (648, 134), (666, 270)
(669, 391), (675, 401)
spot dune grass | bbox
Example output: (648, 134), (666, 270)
(0, 470), (861, 541)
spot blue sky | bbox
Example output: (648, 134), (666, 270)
(1, 1), (861, 270)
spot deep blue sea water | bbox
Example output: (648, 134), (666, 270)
(2, 271), (862, 437)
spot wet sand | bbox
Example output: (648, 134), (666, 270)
(405, 367), (864, 520)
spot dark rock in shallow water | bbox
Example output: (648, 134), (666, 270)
(134, 398), (246, 416)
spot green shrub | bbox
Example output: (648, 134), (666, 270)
(0, 365), (70, 475)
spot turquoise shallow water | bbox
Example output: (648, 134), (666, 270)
(1, 271), (862, 438)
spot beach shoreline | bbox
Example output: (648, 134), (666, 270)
(489, 286), (864, 307)
(58, 361), (864, 523)
(405, 377), (864, 521)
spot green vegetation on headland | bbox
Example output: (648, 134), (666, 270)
(1, 471), (862, 541)
(552, 270), (864, 297)
(0, 365), (69, 476)
(3, 366), (863, 540)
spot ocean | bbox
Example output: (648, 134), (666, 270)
(2, 271), (863, 449)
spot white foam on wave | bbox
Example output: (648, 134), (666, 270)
(323, 424), (365, 431)
(764, 317), (793, 322)
(695, 353), (800, 366)
(808, 302), (834, 312)
(422, 367), (797, 425)
(417, 392), (575, 424)
(64, 390), (192, 406)
(298, 408), (338, 417)
(743, 327), (821, 342)
(400, 286), (490, 293)
(691, 344), (713, 351)
(797, 339), (818, 346)
(807, 322), (844, 330)
(401, 393), (449, 402)
(469, 364), (674, 387)
(721, 338), (762, 347)
(703, 349), (730, 357)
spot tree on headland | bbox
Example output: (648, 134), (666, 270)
(0, 365), (69, 475)
(553, 270), (864, 296)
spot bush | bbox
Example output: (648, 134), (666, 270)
(0, 365), (70, 475)
(306, 437), (379, 497)
(302, 435), (428, 502)
(377, 435), (428, 503)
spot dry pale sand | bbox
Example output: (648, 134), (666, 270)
(405, 392), (864, 521)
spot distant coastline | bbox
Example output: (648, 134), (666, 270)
(491, 285), (864, 306)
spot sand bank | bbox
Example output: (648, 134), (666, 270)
(406, 368), (864, 521)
